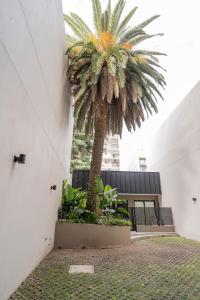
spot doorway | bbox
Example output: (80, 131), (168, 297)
(131, 200), (159, 231)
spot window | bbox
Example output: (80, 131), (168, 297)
(140, 165), (147, 171)
(139, 157), (147, 171)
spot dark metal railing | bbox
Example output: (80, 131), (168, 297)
(131, 207), (174, 229)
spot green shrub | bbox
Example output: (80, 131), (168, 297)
(59, 180), (87, 219)
(97, 215), (131, 226)
(58, 178), (131, 226)
(116, 207), (129, 218)
(94, 176), (125, 209)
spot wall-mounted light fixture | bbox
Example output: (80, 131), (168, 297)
(13, 154), (26, 164)
(51, 185), (57, 191)
(192, 197), (197, 202)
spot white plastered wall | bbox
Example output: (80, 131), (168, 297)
(0, 1), (72, 299)
(148, 81), (200, 241)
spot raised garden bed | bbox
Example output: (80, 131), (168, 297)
(54, 222), (131, 249)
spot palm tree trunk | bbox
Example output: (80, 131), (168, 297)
(86, 101), (107, 211)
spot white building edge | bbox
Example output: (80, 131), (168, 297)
(148, 81), (200, 241)
(0, 1), (73, 299)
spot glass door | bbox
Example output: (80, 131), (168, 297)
(144, 201), (158, 225)
(134, 201), (158, 227)
(134, 201), (146, 226)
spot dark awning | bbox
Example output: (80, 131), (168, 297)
(72, 170), (161, 195)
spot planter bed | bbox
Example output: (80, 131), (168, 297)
(54, 222), (131, 249)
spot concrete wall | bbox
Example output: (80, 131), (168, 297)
(54, 223), (131, 249)
(0, 1), (72, 299)
(148, 81), (200, 241)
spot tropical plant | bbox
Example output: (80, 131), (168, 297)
(59, 180), (87, 219)
(97, 215), (131, 226)
(116, 207), (129, 218)
(94, 175), (122, 209)
(59, 178), (129, 225)
(64, 0), (166, 212)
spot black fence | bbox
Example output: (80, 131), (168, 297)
(72, 170), (161, 195)
(131, 207), (174, 229)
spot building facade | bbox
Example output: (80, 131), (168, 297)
(120, 147), (148, 172)
(0, 1), (72, 299)
(148, 81), (200, 241)
(102, 135), (120, 171)
(72, 170), (174, 233)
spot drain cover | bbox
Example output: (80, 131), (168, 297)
(69, 265), (94, 274)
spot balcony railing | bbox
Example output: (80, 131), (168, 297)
(131, 207), (174, 227)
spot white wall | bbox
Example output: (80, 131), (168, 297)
(148, 81), (200, 241)
(0, 1), (72, 299)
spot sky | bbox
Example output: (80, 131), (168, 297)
(62, 0), (200, 170)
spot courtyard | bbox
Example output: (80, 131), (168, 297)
(10, 237), (200, 300)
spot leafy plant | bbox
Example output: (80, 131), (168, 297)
(116, 207), (130, 219)
(94, 176), (121, 209)
(59, 180), (87, 219)
(67, 208), (97, 224)
(97, 215), (131, 226)
(59, 178), (130, 226)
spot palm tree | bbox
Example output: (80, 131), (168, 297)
(64, 0), (166, 212)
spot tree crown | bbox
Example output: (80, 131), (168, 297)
(65, 0), (166, 137)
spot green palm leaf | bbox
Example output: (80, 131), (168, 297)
(107, 0), (112, 25)
(64, 15), (83, 38)
(91, 53), (104, 82)
(109, 0), (125, 34)
(70, 13), (92, 36)
(136, 15), (160, 29)
(65, 34), (79, 47)
(129, 33), (164, 46)
(92, 0), (102, 34)
(116, 6), (138, 36)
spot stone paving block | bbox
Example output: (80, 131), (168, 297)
(69, 265), (94, 274)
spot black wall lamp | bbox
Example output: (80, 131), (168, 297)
(51, 185), (57, 191)
(13, 154), (26, 164)
(192, 197), (197, 202)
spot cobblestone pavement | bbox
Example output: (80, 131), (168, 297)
(10, 237), (200, 300)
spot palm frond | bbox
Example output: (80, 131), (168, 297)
(129, 33), (164, 46)
(117, 67), (125, 88)
(65, 34), (80, 47)
(70, 13), (92, 36)
(64, 15), (84, 38)
(106, 0), (112, 26)
(92, 0), (102, 34)
(116, 6), (138, 36)
(65, 41), (84, 55)
(120, 28), (145, 44)
(135, 15), (160, 29)
(147, 59), (167, 71)
(106, 56), (117, 76)
(109, 0), (125, 34)
(133, 50), (166, 56)
(91, 53), (104, 82)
